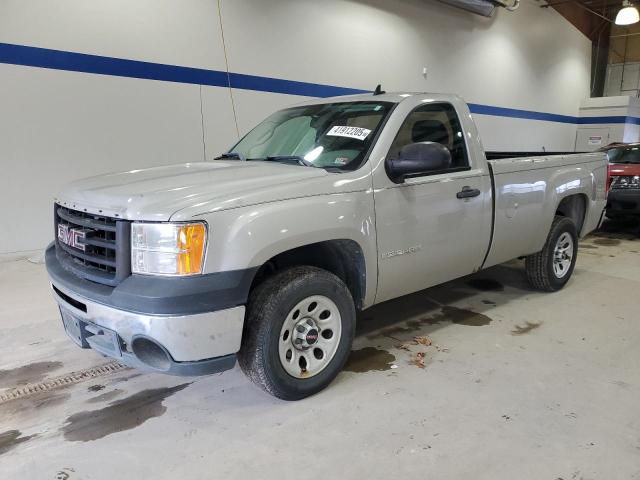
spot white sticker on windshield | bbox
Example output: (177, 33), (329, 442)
(327, 125), (372, 141)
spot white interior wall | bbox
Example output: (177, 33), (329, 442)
(576, 96), (640, 148)
(0, 0), (592, 254)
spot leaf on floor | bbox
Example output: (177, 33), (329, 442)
(410, 352), (426, 369)
(413, 335), (432, 346)
(511, 321), (542, 336)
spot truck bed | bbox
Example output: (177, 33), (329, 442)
(482, 151), (608, 270)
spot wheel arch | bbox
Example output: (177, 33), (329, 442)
(249, 239), (367, 310)
(555, 193), (588, 234)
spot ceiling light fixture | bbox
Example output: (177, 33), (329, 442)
(616, 0), (640, 25)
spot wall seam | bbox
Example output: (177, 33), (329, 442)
(199, 85), (207, 161)
(217, 0), (240, 139)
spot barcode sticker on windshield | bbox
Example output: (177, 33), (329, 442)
(327, 126), (371, 141)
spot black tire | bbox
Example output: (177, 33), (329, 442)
(525, 215), (578, 292)
(238, 266), (356, 400)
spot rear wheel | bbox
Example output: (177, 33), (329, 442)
(525, 216), (578, 291)
(238, 266), (355, 400)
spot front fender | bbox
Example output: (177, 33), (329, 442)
(199, 191), (378, 307)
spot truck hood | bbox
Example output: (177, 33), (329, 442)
(56, 161), (333, 221)
(609, 163), (640, 177)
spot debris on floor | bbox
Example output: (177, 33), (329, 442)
(413, 335), (432, 346)
(410, 352), (426, 369)
(511, 321), (542, 336)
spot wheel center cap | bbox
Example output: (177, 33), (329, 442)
(292, 318), (319, 350)
(305, 329), (319, 345)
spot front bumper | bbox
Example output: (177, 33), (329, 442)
(46, 243), (250, 376)
(606, 189), (640, 216)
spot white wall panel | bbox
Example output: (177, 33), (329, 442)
(201, 85), (241, 160)
(0, 0), (227, 70)
(220, 0), (590, 116)
(1, 64), (205, 253)
(474, 116), (578, 152)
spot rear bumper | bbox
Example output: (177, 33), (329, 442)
(606, 189), (640, 216)
(45, 243), (249, 376)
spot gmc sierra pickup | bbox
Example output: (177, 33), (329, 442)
(46, 92), (607, 399)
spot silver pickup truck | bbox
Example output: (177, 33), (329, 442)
(46, 92), (607, 399)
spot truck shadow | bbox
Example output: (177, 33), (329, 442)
(356, 217), (640, 342)
(597, 217), (640, 239)
(355, 260), (531, 339)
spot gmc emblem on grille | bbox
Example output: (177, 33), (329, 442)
(58, 224), (86, 251)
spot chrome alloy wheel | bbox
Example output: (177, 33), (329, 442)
(552, 232), (574, 278)
(278, 295), (342, 378)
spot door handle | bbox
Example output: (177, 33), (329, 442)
(456, 186), (481, 199)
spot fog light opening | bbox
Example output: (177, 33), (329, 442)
(131, 337), (172, 371)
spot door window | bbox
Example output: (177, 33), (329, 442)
(387, 103), (469, 171)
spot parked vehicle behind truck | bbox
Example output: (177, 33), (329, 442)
(600, 143), (640, 218)
(46, 92), (607, 399)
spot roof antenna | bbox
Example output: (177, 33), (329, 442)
(373, 84), (385, 96)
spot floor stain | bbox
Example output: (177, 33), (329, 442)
(511, 321), (542, 335)
(593, 237), (621, 246)
(466, 278), (504, 291)
(579, 244), (598, 249)
(443, 306), (492, 326)
(62, 384), (190, 442)
(367, 306), (492, 340)
(0, 391), (70, 421)
(482, 299), (497, 305)
(87, 389), (124, 404)
(87, 385), (105, 392)
(343, 347), (396, 373)
(0, 361), (63, 388)
(0, 429), (37, 455)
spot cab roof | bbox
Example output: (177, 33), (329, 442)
(295, 92), (464, 106)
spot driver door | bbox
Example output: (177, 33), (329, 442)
(373, 102), (492, 303)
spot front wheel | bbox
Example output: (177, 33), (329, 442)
(525, 215), (578, 291)
(238, 266), (356, 400)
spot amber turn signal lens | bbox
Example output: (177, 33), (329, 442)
(176, 223), (206, 275)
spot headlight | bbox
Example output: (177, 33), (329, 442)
(611, 175), (640, 189)
(131, 222), (207, 276)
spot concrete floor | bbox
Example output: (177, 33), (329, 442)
(1, 221), (639, 480)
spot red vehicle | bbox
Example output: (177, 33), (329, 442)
(601, 143), (640, 218)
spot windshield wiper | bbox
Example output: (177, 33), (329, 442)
(214, 152), (245, 161)
(262, 155), (316, 167)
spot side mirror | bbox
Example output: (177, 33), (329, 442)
(386, 142), (452, 183)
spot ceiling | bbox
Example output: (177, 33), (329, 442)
(541, 0), (619, 41)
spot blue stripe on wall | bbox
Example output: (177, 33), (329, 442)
(228, 72), (367, 97)
(467, 103), (577, 124)
(0, 42), (367, 98)
(1, 41), (639, 125)
(0, 42), (230, 87)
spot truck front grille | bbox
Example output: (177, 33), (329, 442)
(54, 204), (131, 286)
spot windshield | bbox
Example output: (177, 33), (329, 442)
(608, 146), (640, 164)
(226, 101), (393, 170)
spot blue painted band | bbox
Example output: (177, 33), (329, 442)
(467, 103), (577, 124)
(2, 41), (640, 125)
(0, 42), (367, 98)
(228, 71), (367, 97)
(0, 42), (229, 87)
